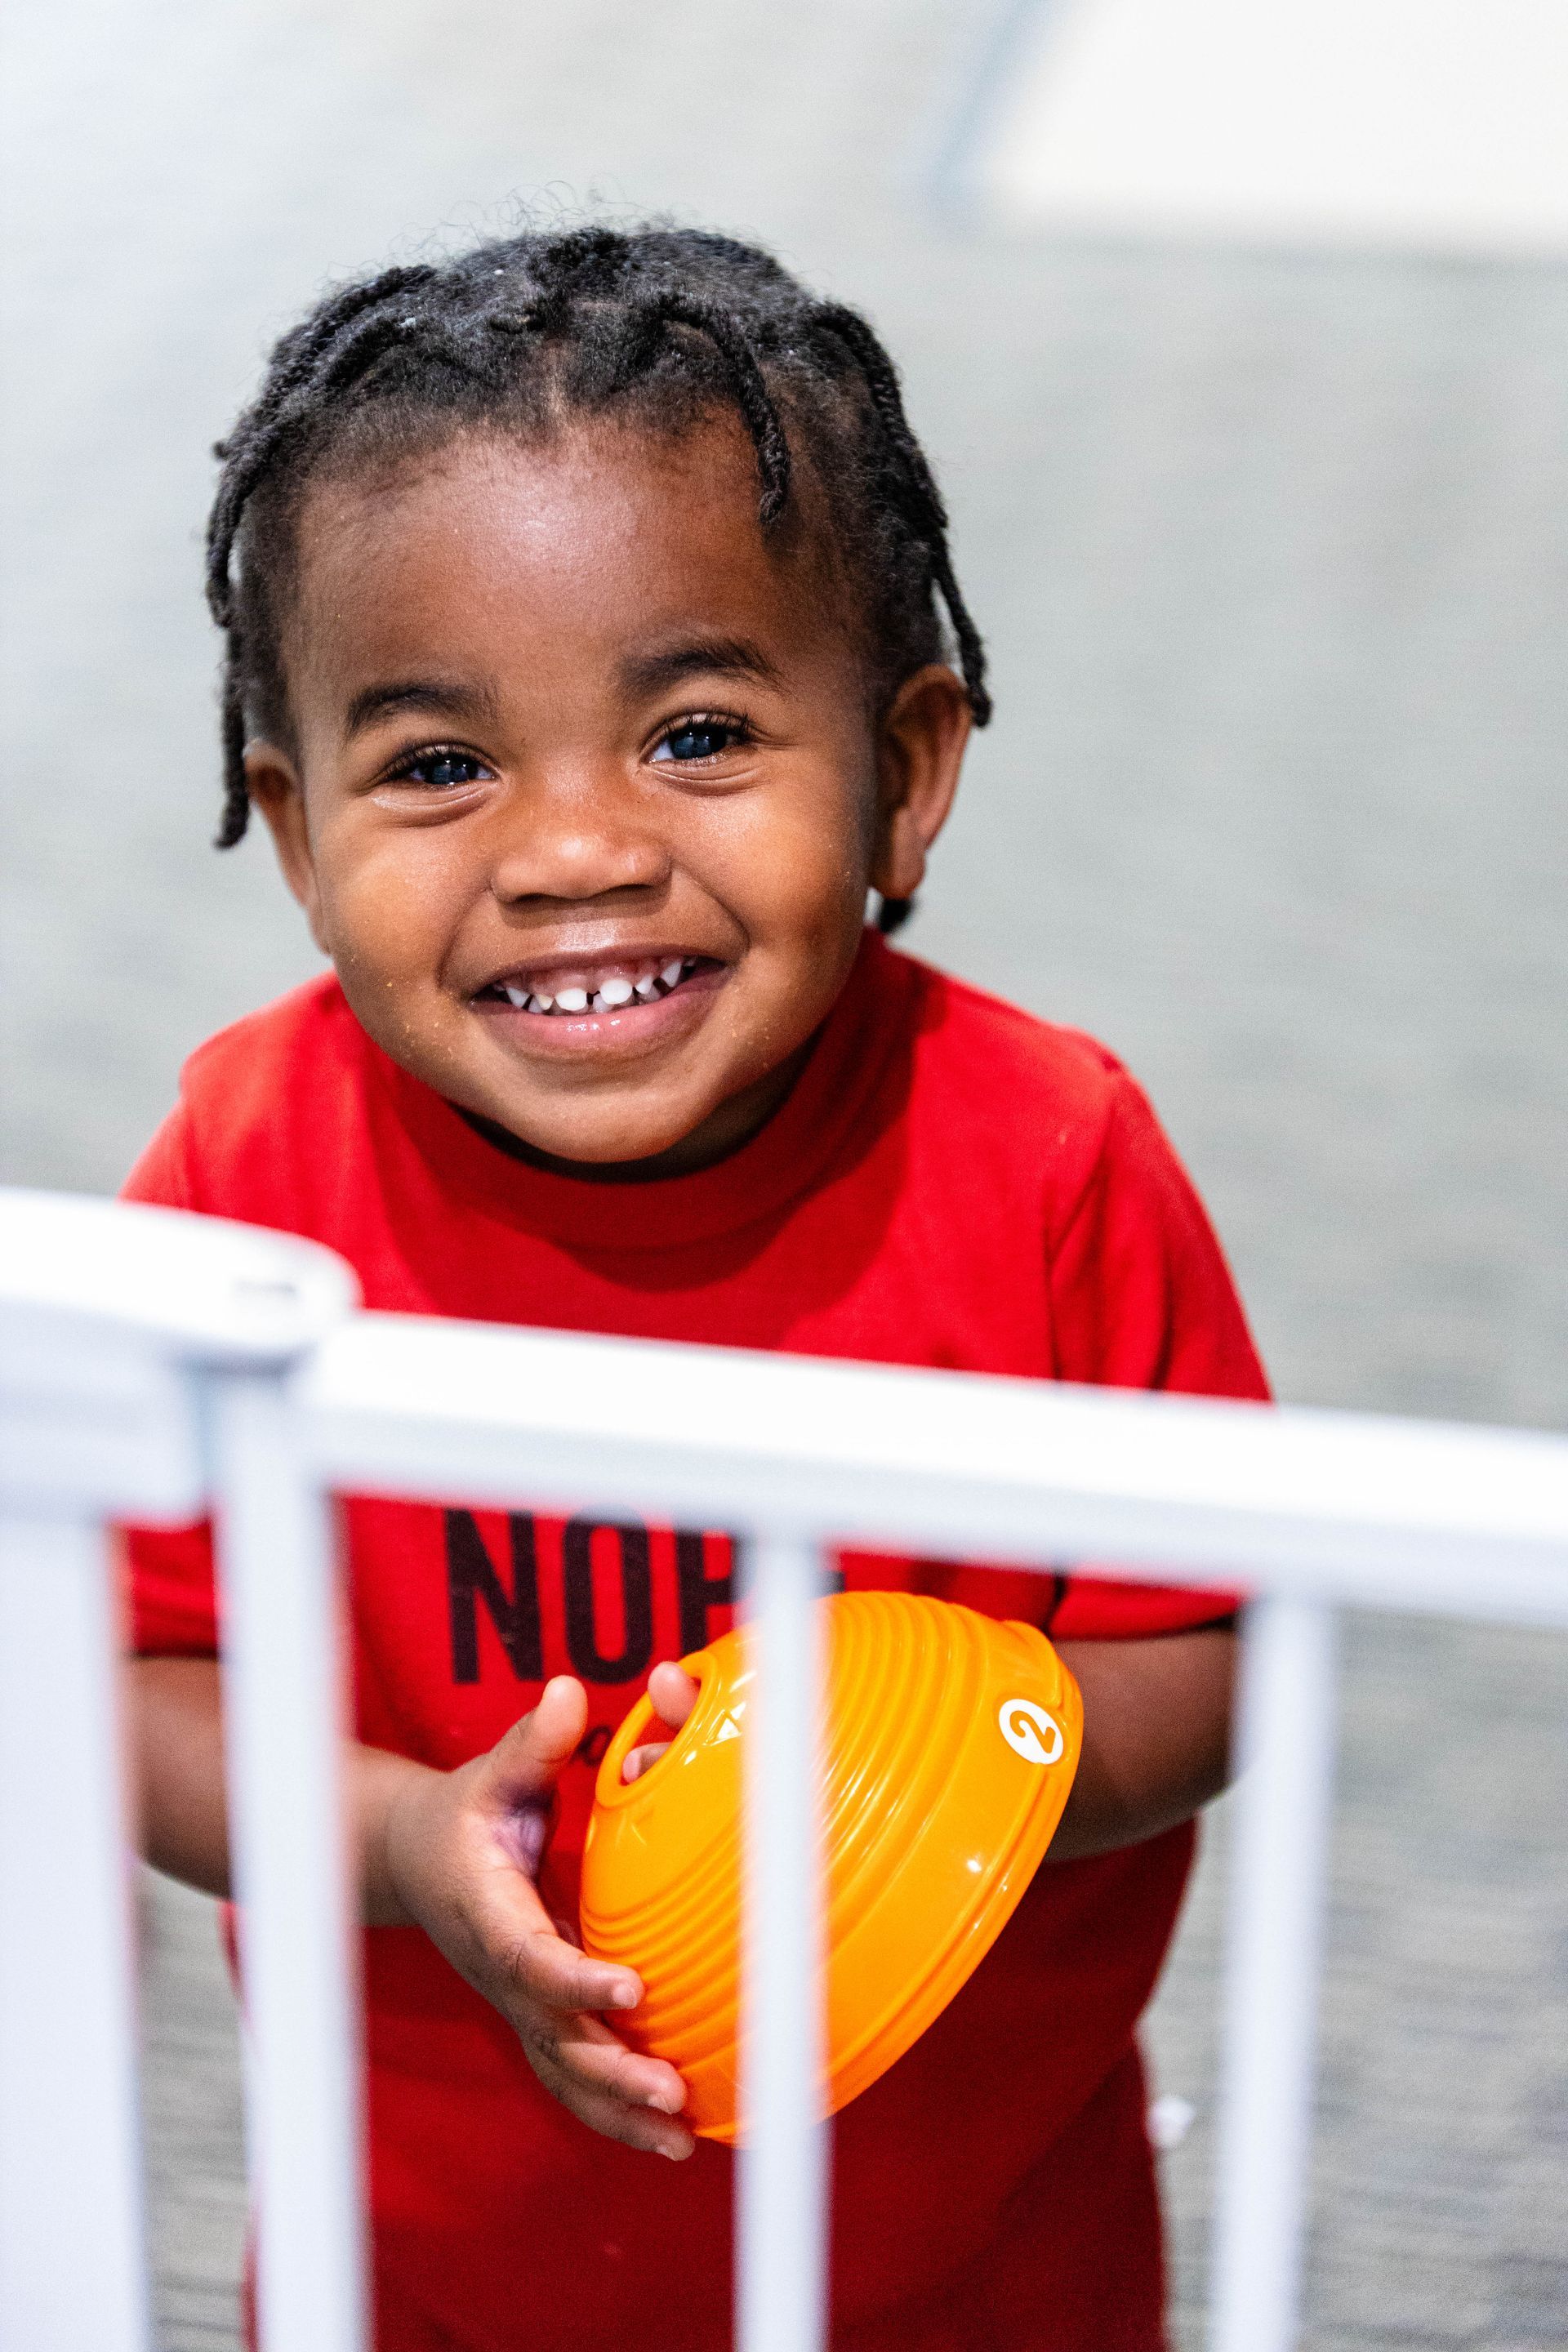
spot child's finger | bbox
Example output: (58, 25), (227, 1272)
(482, 1677), (589, 1804)
(620, 1661), (699, 1778)
(521, 2020), (694, 2159)
(492, 1917), (644, 2019)
(527, 2009), (688, 2117)
(542, 2071), (696, 2160)
(621, 1739), (671, 1784)
(647, 1660), (699, 1731)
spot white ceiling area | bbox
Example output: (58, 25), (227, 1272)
(971, 0), (1568, 254)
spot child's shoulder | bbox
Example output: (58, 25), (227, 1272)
(909, 954), (1124, 1078)
(899, 948), (1138, 1136)
(180, 969), (363, 1110)
(888, 947), (1183, 1245)
(136, 974), (371, 1218)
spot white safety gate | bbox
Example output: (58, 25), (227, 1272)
(2, 1187), (1566, 2352)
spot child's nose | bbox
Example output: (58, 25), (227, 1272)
(487, 771), (673, 906)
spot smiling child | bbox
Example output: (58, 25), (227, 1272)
(125, 225), (1267, 2352)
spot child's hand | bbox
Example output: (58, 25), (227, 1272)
(376, 1674), (695, 2158)
(621, 1661), (700, 1783)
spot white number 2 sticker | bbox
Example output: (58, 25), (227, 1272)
(998, 1698), (1064, 1766)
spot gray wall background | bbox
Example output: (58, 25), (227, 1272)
(2, 3), (1564, 2346)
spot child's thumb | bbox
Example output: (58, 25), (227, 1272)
(488, 1675), (589, 1799)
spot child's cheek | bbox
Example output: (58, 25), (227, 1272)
(323, 834), (463, 989)
(723, 762), (871, 940)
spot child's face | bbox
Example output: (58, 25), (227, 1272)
(249, 418), (969, 1171)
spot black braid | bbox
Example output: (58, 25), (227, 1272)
(215, 670), (251, 850)
(237, 266), (439, 443)
(207, 267), (438, 618)
(812, 303), (991, 728)
(207, 307), (423, 626)
(206, 224), (991, 863)
(609, 293), (792, 522)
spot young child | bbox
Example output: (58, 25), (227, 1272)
(125, 225), (1267, 2352)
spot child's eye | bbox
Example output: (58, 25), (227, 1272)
(650, 714), (750, 765)
(387, 746), (492, 791)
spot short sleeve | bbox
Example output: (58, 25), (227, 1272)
(121, 1101), (198, 1216)
(1045, 1071), (1268, 1640)
(119, 1102), (220, 1656)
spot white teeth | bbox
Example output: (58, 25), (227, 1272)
(496, 964), (697, 1016)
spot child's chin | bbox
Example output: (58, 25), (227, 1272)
(471, 1085), (713, 1174)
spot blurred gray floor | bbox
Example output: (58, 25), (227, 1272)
(4, 0), (1566, 2345)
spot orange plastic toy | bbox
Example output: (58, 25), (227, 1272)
(579, 1589), (1083, 2144)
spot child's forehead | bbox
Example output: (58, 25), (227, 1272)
(296, 415), (808, 593)
(285, 416), (853, 715)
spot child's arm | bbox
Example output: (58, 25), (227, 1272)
(127, 1659), (697, 2159)
(1048, 1623), (1235, 1860)
(625, 1624), (1237, 1861)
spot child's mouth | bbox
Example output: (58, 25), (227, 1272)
(474, 954), (717, 1020)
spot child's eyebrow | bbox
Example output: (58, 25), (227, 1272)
(342, 676), (501, 739)
(620, 635), (781, 699)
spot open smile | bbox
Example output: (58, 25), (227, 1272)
(470, 952), (730, 1060)
(473, 952), (718, 1019)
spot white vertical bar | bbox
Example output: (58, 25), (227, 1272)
(1209, 1595), (1339, 2352)
(211, 1371), (365, 2352)
(737, 1531), (829, 2352)
(0, 1512), (150, 2352)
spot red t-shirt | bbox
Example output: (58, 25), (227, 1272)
(123, 932), (1266, 2352)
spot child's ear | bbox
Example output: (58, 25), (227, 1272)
(245, 743), (330, 956)
(871, 666), (972, 905)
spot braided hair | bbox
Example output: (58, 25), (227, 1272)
(206, 224), (991, 931)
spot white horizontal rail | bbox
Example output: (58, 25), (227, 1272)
(296, 1313), (1568, 1624)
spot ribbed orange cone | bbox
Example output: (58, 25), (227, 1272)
(579, 1590), (1082, 2145)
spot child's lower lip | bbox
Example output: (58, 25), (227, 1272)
(471, 960), (727, 1058)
